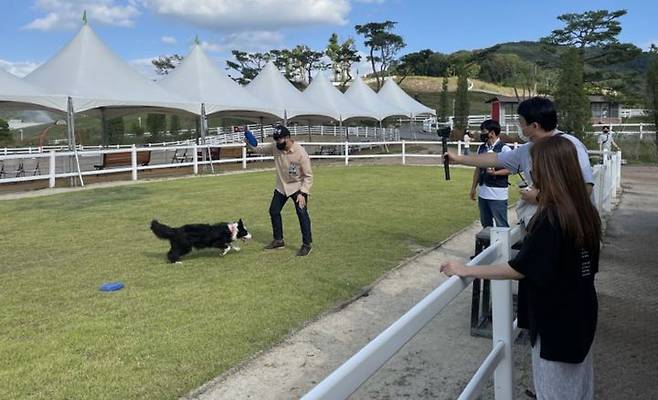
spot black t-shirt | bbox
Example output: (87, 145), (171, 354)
(509, 211), (599, 363)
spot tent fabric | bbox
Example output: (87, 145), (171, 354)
(302, 72), (376, 122)
(159, 44), (279, 120)
(246, 61), (334, 121)
(0, 68), (67, 113)
(344, 75), (407, 121)
(24, 24), (197, 115)
(378, 78), (435, 117)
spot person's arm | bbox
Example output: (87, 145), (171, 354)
(245, 139), (272, 153)
(444, 151), (498, 168)
(470, 167), (479, 201)
(440, 260), (525, 280)
(488, 168), (511, 176)
(296, 150), (313, 208)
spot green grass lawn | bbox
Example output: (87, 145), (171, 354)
(0, 165), (509, 399)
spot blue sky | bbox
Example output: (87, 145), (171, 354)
(1, 0), (656, 78)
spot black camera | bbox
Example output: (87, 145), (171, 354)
(437, 126), (451, 138)
(480, 132), (489, 142)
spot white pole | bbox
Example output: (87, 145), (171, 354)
(402, 140), (406, 165)
(344, 142), (349, 166)
(193, 144), (198, 175)
(67, 97), (84, 187)
(489, 228), (514, 400)
(49, 150), (56, 188)
(242, 145), (247, 169)
(131, 144), (138, 181)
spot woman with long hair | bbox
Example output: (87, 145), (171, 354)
(441, 135), (601, 399)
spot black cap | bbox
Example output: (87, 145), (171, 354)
(272, 125), (291, 140)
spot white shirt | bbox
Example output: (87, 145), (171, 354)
(478, 138), (511, 201)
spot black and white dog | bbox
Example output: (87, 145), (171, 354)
(150, 219), (252, 263)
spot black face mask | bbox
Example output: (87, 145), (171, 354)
(276, 141), (287, 150)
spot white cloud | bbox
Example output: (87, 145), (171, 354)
(24, 0), (140, 31)
(129, 56), (160, 80)
(205, 31), (285, 53)
(161, 35), (177, 45)
(0, 59), (41, 77)
(140, 0), (349, 31)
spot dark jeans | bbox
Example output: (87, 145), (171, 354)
(269, 190), (312, 245)
(478, 197), (509, 228)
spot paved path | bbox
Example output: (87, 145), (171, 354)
(186, 165), (658, 400)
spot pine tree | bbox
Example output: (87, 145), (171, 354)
(454, 71), (469, 133)
(438, 76), (450, 122)
(0, 119), (13, 145)
(554, 47), (590, 137)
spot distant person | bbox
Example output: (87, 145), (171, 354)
(445, 97), (594, 227)
(246, 124), (313, 256)
(597, 125), (621, 159)
(463, 130), (472, 155)
(470, 120), (511, 228)
(441, 135), (601, 400)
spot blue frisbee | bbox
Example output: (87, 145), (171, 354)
(244, 130), (258, 147)
(99, 281), (124, 292)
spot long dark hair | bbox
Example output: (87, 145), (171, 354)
(529, 136), (601, 249)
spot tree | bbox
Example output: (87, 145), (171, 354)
(326, 34), (362, 88)
(647, 47), (658, 153)
(554, 48), (590, 138)
(106, 117), (125, 145)
(290, 45), (328, 85)
(152, 54), (183, 75)
(146, 114), (167, 142)
(0, 118), (13, 145)
(355, 21), (406, 89)
(226, 50), (272, 84)
(541, 9), (641, 94)
(169, 115), (181, 135)
(453, 70), (470, 133)
(438, 76), (450, 122)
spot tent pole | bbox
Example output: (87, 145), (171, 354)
(67, 97), (84, 187)
(339, 118), (343, 155)
(308, 119), (312, 142)
(259, 116), (265, 141)
(284, 109), (288, 126)
(100, 107), (108, 146)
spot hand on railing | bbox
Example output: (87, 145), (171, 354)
(440, 261), (468, 277)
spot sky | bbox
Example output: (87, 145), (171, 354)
(1, 0), (656, 79)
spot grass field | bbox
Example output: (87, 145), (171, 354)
(0, 165), (511, 399)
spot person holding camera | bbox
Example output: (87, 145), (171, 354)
(445, 97), (593, 227)
(463, 130), (472, 155)
(441, 135), (600, 400)
(470, 119), (511, 228)
(246, 124), (313, 256)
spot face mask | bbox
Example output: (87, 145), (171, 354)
(276, 141), (287, 150)
(516, 124), (530, 143)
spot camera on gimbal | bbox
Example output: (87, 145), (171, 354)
(437, 126), (451, 139)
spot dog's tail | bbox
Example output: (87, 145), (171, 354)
(151, 220), (176, 239)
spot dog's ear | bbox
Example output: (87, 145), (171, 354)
(238, 218), (243, 225)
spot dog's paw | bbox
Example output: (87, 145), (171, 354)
(232, 246), (241, 252)
(220, 248), (229, 256)
(174, 261), (183, 265)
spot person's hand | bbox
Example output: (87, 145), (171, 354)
(486, 167), (496, 176)
(296, 193), (306, 208)
(520, 187), (539, 204)
(440, 260), (468, 277)
(443, 150), (463, 164)
(469, 188), (476, 201)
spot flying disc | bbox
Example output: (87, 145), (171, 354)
(244, 130), (258, 147)
(99, 281), (124, 292)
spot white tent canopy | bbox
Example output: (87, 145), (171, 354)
(246, 61), (334, 121)
(378, 78), (435, 117)
(24, 23), (196, 115)
(0, 68), (67, 113)
(159, 43), (279, 121)
(302, 72), (376, 122)
(344, 75), (407, 121)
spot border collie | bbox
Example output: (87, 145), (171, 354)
(150, 219), (252, 263)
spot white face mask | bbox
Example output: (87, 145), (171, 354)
(516, 124), (530, 143)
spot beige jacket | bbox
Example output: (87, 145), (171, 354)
(252, 141), (313, 196)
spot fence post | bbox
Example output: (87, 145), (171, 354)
(639, 123), (644, 139)
(489, 227), (514, 400)
(242, 146), (247, 169)
(49, 150), (56, 188)
(402, 140), (406, 165)
(193, 144), (198, 175)
(131, 144), (138, 181)
(457, 141), (462, 155)
(345, 142), (349, 166)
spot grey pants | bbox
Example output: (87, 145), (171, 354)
(531, 336), (594, 400)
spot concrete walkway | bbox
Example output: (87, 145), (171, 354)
(185, 165), (658, 400)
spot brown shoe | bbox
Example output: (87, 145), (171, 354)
(296, 244), (312, 256)
(264, 239), (285, 250)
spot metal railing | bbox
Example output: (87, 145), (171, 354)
(302, 226), (524, 400)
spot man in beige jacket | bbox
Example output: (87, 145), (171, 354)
(247, 124), (313, 256)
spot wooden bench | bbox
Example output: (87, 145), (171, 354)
(94, 151), (151, 170)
